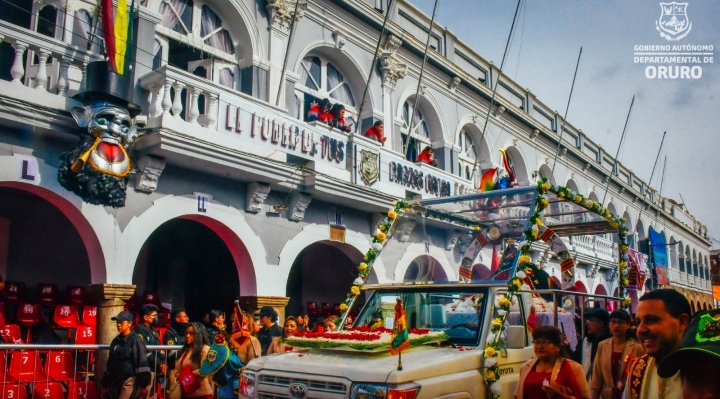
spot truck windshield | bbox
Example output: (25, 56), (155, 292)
(354, 288), (487, 346)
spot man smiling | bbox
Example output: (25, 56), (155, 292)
(621, 289), (691, 399)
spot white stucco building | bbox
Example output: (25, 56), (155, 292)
(0, 0), (714, 329)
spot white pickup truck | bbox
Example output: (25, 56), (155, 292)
(239, 282), (538, 399)
(239, 186), (622, 399)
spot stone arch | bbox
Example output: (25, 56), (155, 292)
(636, 219), (646, 240)
(537, 163), (556, 185)
(395, 85), (447, 144)
(566, 178), (580, 194)
(403, 255), (449, 282)
(277, 223), (389, 287)
(0, 181), (106, 284)
(147, 0), (264, 64)
(292, 41), (376, 114)
(120, 195), (261, 295)
(455, 115), (491, 161)
(502, 144), (529, 185)
(394, 243), (455, 282)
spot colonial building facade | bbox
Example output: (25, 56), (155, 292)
(0, 0), (714, 340)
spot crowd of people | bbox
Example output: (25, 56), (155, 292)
(101, 289), (720, 399)
(101, 305), (349, 399)
(305, 99), (440, 167)
(514, 289), (720, 399)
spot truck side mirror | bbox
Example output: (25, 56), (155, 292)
(506, 325), (525, 349)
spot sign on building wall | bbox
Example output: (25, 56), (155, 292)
(649, 228), (670, 286)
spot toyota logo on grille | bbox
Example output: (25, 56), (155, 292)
(288, 383), (307, 399)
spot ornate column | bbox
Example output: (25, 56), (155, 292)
(378, 34), (407, 153)
(265, 0), (305, 108)
(87, 284), (136, 387)
(10, 41), (28, 84)
(34, 49), (51, 91)
(238, 296), (291, 324)
(57, 56), (72, 96)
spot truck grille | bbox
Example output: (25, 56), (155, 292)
(257, 373), (349, 399)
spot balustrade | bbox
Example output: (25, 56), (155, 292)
(140, 65), (223, 129)
(1, 20), (99, 95)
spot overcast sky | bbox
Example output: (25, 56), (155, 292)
(410, 0), (720, 245)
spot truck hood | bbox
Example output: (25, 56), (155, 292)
(247, 345), (481, 383)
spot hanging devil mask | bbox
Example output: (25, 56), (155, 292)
(57, 61), (142, 208)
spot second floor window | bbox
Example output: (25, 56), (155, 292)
(298, 56), (355, 106)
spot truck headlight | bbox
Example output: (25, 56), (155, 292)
(239, 371), (257, 398)
(350, 384), (388, 399)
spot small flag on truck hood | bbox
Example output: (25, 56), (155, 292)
(390, 298), (410, 355)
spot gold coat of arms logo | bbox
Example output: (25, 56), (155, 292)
(360, 150), (379, 185)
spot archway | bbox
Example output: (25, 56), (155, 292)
(395, 89), (445, 161)
(538, 164), (556, 185)
(285, 241), (370, 320)
(0, 182), (104, 288)
(403, 255), (448, 282)
(572, 280), (588, 293)
(504, 146), (529, 185)
(132, 215), (254, 321)
(456, 119), (491, 185)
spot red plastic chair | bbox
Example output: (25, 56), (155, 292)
(37, 284), (59, 306)
(0, 385), (27, 399)
(0, 352), (18, 383)
(53, 306), (82, 329)
(74, 326), (95, 345)
(3, 282), (27, 304)
(65, 287), (87, 307)
(66, 381), (96, 399)
(31, 382), (64, 399)
(44, 351), (80, 382)
(16, 304), (44, 327)
(7, 350), (48, 383)
(306, 302), (318, 316)
(81, 307), (97, 329)
(1, 325), (23, 344)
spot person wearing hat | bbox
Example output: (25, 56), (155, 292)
(657, 308), (720, 399)
(620, 289), (691, 399)
(101, 311), (152, 399)
(590, 310), (645, 399)
(134, 305), (166, 399)
(571, 307), (611, 382)
(256, 306), (282, 356)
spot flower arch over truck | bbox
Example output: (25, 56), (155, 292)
(334, 179), (629, 398)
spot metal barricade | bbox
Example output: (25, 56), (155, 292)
(0, 344), (182, 399)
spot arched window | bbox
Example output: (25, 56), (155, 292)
(400, 99), (431, 162)
(296, 55), (357, 125)
(72, 10), (103, 53)
(157, 0), (246, 92)
(36, 5), (57, 39)
(457, 131), (477, 182)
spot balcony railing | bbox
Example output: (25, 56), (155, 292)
(562, 235), (617, 262)
(0, 20), (100, 95)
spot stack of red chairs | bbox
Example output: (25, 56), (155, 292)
(37, 285), (58, 307)
(3, 282), (27, 304)
(321, 302), (332, 317)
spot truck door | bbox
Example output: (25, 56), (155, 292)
(492, 291), (534, 398)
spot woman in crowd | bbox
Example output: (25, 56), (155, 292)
(329, 104), (352, 132)
(205, 310), (225, 343)
(308, 99), (331, 123)
(514, 325), (590, 399)
(235, 311), (262, 365)
(417, 146), (438, 166)
(267, 316), (299, 354)
(174, 322), (212, 399)
(590, 310), (644, 399)
(363, 121), (386, 145)
(323, 316), (338, 332)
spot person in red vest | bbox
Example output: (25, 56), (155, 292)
(307, 98), (331, 123)
(363, 121), (386, 145)
(417, 146), (438, 166)
(329, 103), (352, 132)
(318, 99), (334, 124)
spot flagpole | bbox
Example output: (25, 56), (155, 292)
(397, 349), (403, 371)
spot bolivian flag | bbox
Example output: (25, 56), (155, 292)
(389, 298), (410, 355)
(101, 0), (135, 75)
